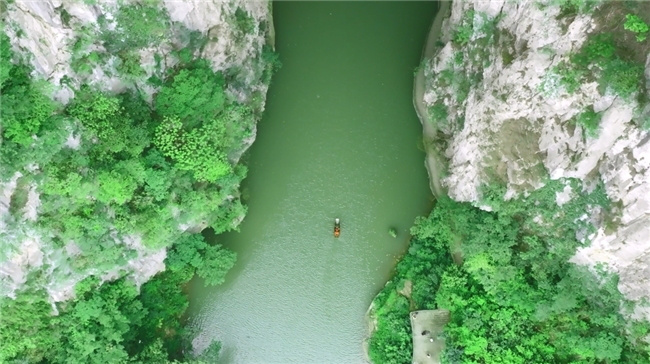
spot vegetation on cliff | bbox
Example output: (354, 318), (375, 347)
(369, 181), (650, 363)
(371, 2), (650, 363)
(0, 235), (232, 363)
(0, 1), (278, 359)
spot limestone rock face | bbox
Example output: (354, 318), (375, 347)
(422, 0), (650, 308)
(162, 0), (272, 101)
(1, 0), (272, 301)
(4, 0), (271, 103)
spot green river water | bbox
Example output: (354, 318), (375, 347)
(188, 2), (437, 363)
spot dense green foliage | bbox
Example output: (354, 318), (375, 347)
(0, 31), (12, 87)
(624, 14), (649, 42)
(428, 102), (448, 128)
(1, 7), (278, 359)
(0, 234), (232, 363)
(154, 61), (226, 126)
(554, 60), (584, 94)
(369, 180), (650, 364)
(0, 40), (57, 147)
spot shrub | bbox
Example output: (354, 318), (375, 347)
(570, 33), (644, 99)
(234, 7), (255, 34)
(601, 59), (644, 99)
(554, 61), (584, 93)
(116, 51), (145, 79)
(261, 46), (282, 85)
(102, 4), (169, 52)
(641, 115), (650, 131)
(0, 32), (12, 88)
(624, 14), (649, 42)
(154, 116), (231, 183)
(429, 102), (448, 127)
(572, 33), (616, 67)
(554, 0), (598, 15)
(154, 60), (226, 127)
(1, 63), (56, 146)
(453, 11), (475, 45)
(572, 108), (601, 138)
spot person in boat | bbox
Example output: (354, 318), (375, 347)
(334, 218), (341, 238)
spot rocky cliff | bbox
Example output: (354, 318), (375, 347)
(420, 0), (650, 316)
(4, 0), (272, 103)
(0, 0), (273, 302)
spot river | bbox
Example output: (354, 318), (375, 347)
(188, 2), (438, 363)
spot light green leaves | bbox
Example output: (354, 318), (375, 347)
(97, 171), (137, 205)
(154, 116), (231, 183)
(624, 14), (649, 42)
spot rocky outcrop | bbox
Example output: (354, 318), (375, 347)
(0, 0), (272, 302)
(4, 0), (271, 103)
(420, 0), (650, 312)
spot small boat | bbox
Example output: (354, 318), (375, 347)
(334, 218), (341, 238)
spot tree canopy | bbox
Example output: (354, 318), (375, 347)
(369, 181), (650, 364)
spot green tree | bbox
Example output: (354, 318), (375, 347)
(154, 116), (231, 182)
(0, 31), (12, 88)
(198, 245), (237, 286)
(1, 64), (56, 146)
(155, 61), (226, 126)
(96, 170), (138, 205)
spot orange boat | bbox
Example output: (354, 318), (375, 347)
(334, 218), (341, 238)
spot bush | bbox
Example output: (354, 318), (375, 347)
(453, 10), (475, 45)
(1, 62), (57, 146)
(554, 0), (598, 15)
(261, 46), (282, 85)
(102, 4), (170, 52)
(572, 33), (616, 67)
(116, 51), (145, 79)
(601, 58), (644, 99)
(0, 32), (12, 88)
(554, 61), (584, 93)
(234, 7), (255, 34)
(624, 14), (649, 42)
(569, 33), (644, 99)
(429, 102), (448, 127)
(572, 107), (601, 138)
(154, 116), (231, 183)
(154, 60), (226, 127)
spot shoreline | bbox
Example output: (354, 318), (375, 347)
(361, 2), (452, 362)
(413, 0), (451, 199)
(267, 0), (276, 50)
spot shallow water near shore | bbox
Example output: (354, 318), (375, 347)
(187, 2), (437, 363)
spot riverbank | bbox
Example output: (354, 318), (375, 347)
(363, 3), (450, 362)
(267, 1), (276, 49)
(413, 0), (451, 199)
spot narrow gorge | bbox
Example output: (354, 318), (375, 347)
(2, 1), (650, 363)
